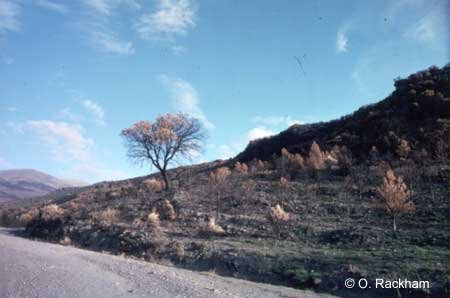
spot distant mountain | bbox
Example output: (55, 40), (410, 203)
(0, 169), (88, 203)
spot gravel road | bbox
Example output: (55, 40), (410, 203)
(0, 228), (338, 298)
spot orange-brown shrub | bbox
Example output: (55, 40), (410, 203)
(141, 178), (164, 192)
(147, 208), (160, 226)
(208, 167), (231, 186)
(374, 169), (415, 231)
(208, 167), (231, 217)
(41, 204), (65, 221)
(306, 141), (325, 170)
(204, 216), (225, 236)
(268, 204), (290, 239)
(19, 208), (39, 225)
(96, 207), (120, 224)
(234, 162), (249, 174)
(160, 200), (176, 220)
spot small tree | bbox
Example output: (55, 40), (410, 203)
(375, 169), (415, 232)
(306, 141), (325, 191)
(234, 161), (249, 175)
(208, 167), (231, 217)
(121, 113), (205, 190)
(307, 141), (325, 171)
(240, 179), (256, 215)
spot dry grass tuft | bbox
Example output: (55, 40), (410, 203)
(19, 208), (39, 225)
(41, 204), (65, 221)
(204, 216), (225, 235)
(161, 200), (176, 220)
(269, 204), (290, 222)
(141, 178), (164, 192)
(96, 207), (120, 224)
(147, 208), (160, 226)
(60, 236), (72, 245)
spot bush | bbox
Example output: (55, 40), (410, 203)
(95, 207), (119, 224)
(41, 204), (64, 221)
(203, 216), (225, 236)
(147, 208), (160, 226)
(141, 178), (164, 192)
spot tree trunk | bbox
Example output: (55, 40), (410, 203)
(161, 170), (171, 190)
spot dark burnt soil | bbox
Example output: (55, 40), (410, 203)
(15, 159), (450, 298)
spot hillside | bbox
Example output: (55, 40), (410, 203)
(1, 65), (449, 298)
(237, 65), (450, 162)
(0, 169), (87, 203)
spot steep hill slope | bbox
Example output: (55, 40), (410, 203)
(237, 65), (450, 162)
(0, 169), (87, 203)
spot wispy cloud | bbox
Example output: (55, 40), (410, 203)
(58, 107), (82, 122)
(247, 127), (275, 141)
(16, 119), (128, 182)
(160, 75), (214, 130)
(82, 99), (106, 125)
(83, 0), (141, 16)
(84, 0), (111, 15)
(0, 0), (20, 33)
(35, 0), (68, 14)
(336, 24), (350, 53)
(90, 30), (134, 55)
(136, 0), (196, 40)
(24, 120), (94, 162)
(405, 7), (448, 48)
(6, 106), (16, 112)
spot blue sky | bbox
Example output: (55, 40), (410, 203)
(0, 0), (448, 182)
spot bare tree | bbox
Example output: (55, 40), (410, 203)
(121, 113), (205, 190)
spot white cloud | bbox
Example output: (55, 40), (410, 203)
(83, 0), (141, 15)
(336, 29), (349, 53)
(24, 120), (94, 162)
(160, 75), (214, 130)
(82, 99), (106, 125)
(247, 127), (275, 141)
(0, 0), (20, 33)
(90, 30), (134, 55)
(404, 7), (448, 47)
(252, 115), (302, 127)
(136, 0), (196, 40)
(385, 0), (425, 20)
(6, 106), (16, 112)
(170, 45), (187, 55)
(83, 0), (112, 15)
(58, 107), (83, 122)
(35, 0), (68, 14)
(11, 119), (128, 183)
